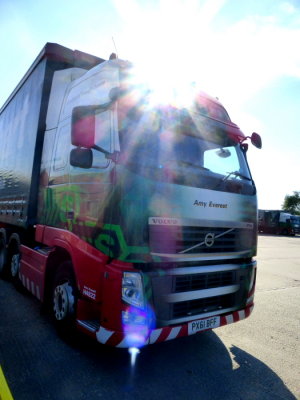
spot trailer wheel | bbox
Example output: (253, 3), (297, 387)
(7, 234), (22, 289)
(0, 236), (7, 277)
(52, 261), (77, 331)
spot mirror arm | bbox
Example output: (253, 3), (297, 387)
(92, 145), (120, 163)
(93, 144), (111, 156)
(240, 136), (251, 143)
(90, 100), (115, 113)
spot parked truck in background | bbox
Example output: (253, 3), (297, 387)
(0, 43), (262, 348)
(291, 215), (300, 235)
(258, 210), (297, 236)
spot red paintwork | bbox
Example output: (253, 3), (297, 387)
(33, 225), (135, 330)
(16, 225), (137, 334)
(20, 245), (48, 300)
(35, 224), (45, 243)
(226, 123), (245, 143)
(72, 114), (96, 148)
(16, 225), (257, 346)
(39, 225), (109, 303)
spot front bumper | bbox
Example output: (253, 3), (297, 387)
(95, 303), (254, 348)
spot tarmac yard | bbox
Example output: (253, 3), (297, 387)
(0, 234), (299, 400)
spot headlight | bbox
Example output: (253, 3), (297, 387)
(122, 272), (145, 309)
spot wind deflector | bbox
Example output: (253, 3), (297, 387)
(1, 43), (106, 114)
(44, 43), (105, 68)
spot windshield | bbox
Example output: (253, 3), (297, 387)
(119, 108), (254, 195)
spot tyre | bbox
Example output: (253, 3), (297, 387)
(7, 234), (22, 288)
(9, 249), (25, 292)
(52, 261), (78, 333)
(10, 253), (20, 279)
(0, 235), (8, 278)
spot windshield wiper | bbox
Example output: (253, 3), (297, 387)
(223, 171), (252, 182)
(214, 170), (252, 190)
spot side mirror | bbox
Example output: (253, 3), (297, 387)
(251, 132), (262, 149)
(71, 106), (97, 148)
(216, 148), (231, 158)
(70, 148), (93, 169)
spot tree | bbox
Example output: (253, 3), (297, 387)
(282, 191), (300, 215)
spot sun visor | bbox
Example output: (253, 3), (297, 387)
(191, 113), (245, 145)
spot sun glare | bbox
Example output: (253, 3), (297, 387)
(113, 0), (227, 106)
(112, 0), (300, 124)
(126, 62), (198, 109)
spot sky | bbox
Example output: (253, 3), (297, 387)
(0, 0), (299, 210)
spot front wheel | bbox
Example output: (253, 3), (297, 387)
(52, 261), (78, 332)
(10, 253), (20, 279)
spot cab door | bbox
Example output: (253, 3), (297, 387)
(41, 121), (71, 228)
(69, 107), (117, 247)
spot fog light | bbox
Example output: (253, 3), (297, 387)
(122, 310), (148, 325)
(122, 307), (150, 348)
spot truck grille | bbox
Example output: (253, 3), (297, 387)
(150, 225), (238, 254)
(172, 294), (234, 319)
(174, 270), (236, 292)
(149, 264), (253, 325)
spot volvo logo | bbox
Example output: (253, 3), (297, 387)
(204, 233), (215, 247)
(179, 228), (235, 254)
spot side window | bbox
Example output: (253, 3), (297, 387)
(54, 124), (70, 170)
(92, 109), (112, 168)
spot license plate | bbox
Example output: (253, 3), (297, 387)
(188, 316), (220, 334)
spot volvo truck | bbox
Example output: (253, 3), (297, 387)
(0, 43), (262, 348)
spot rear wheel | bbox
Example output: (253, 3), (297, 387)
(52, 261), (78, 332)
(0, 236), (8, 277)
(7, 234), (22, 289)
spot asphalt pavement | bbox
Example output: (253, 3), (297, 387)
(0, 234), (299, 400)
